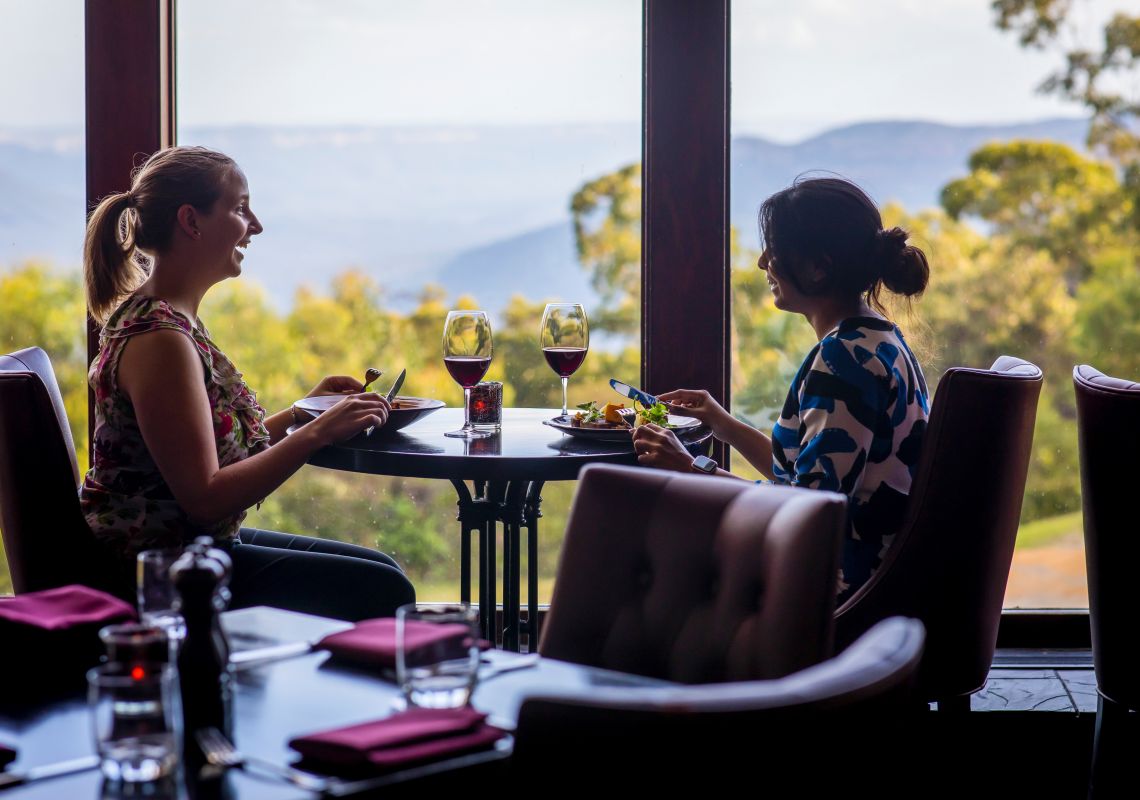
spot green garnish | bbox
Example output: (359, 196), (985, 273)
(635, 400), (672, 427)
(575, 401), (603, 423)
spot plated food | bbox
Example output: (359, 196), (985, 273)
(292, 394), (445, 435)
(545, 400), (700, 441)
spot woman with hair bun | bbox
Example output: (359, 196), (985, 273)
(80, 145), (414, 620)
(632, 176), (930, 601)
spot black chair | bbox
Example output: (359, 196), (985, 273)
(0, 347), (128, 598)
(515, 616), (925, 793)
(539, 463), (848, 683)
(1073, 364), (1140, 797)
(835, 356), (1043, 710)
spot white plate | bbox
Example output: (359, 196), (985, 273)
(542, 413), (701, 441)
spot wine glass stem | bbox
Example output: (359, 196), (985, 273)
(463, 386), (473, 429)
(561, 376), (569, 417)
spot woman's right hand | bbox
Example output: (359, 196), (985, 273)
(657, 389), (733, 438)
(308, 393), (391, 444)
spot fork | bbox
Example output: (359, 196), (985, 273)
(196, 727), (333, 794)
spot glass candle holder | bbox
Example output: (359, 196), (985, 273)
(468, 381), (502, 432)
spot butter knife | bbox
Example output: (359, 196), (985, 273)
(385, 368), (407, 404)
(0, 755), (100, 790)
(609, 378), (658, 408)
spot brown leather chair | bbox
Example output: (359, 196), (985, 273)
(515, 616), (925, 793)
(0, 347), (128, 598)
(834, 355), (1043, 710)
(539, 463), (847, 683)
(1074, 364), (1140, 797)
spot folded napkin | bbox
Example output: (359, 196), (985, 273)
(0, 585), (137, 692)
(317, 618), (485, 670)
(289, 706), (506, 770)
(0, 743), (15, 770)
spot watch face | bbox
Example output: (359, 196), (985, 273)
(693, 456), (717, 473)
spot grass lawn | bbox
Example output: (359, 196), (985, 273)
(1016, 511), (1083, 549)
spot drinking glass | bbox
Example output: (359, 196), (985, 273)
(540, 303), (589, 417)
(137, 549), (186, 644)
(442, 310), (494, 439)
(88, 664), (178, 783)
(395, 603), (480, 709)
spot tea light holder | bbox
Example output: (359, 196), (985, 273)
(468, 381), (502, 432)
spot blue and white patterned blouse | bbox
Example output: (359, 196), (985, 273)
(770, 316), (929, 603)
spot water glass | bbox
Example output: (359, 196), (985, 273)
(99, 624), (171, 669)
(137, 549), (186, 643)
(396, 604), (480, 709)
(88, 664), (178, 783)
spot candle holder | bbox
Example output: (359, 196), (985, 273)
(468, 381), (502, 433)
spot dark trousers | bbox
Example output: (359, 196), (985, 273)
(227, 528), (416, 622)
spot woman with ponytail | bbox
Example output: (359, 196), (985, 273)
(80, 146), (414, 620)
(632, 176), (930, 601)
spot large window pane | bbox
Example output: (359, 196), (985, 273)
(176, 1), (641, 602)
(730, 0), (1133, 608)
(0, 2), (86, 594)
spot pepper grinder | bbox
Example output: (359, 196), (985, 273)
(172, 536), (234, 759)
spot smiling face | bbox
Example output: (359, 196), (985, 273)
(758, 247), (816, 314)
(195, 169), (263, 280)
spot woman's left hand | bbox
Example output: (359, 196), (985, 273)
(631, 423), (695, 472)
(305, 376), (364, 397)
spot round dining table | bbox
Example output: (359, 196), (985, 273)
(299, 407), (713, 651)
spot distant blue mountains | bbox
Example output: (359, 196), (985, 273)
(0, 118), (1087, 316)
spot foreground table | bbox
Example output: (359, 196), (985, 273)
(302, 407), (712, 650)
(0, 607), (671, 798)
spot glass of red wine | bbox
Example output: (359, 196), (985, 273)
(540, 303), (589, 417)
(443, 310), (494, 439)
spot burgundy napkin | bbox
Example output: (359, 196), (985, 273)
(0, 584), (135, 630)
(0, 585), (137, 692)
(0, 743), (15, 770)
(316, 618), (485, 670)
(289, 706), (506, 770)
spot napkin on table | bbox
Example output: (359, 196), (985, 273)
(289, 706), (506, 770)
(316, 618), (487, 670)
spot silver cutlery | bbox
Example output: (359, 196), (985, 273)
(197, 727), (333, 794)
(384, 368), (406, 404)
(0, 755), (100, 791)
(362, 367), (383, 392)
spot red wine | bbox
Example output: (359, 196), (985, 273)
(444, 356), (491, 388)
(543, 347), (587, 378)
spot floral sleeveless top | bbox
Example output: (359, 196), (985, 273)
(79, 296), (271, 565)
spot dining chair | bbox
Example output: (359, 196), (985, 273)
(0, 346), (128, 598)
(515, 616), (925, 793)
(539, 462), (847, 683)
(833, 355), (1043, 711)
(1073, 364), (1140, 797)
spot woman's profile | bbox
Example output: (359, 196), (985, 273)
(632, 176), (931, 601)
(80, 146), (414, 620)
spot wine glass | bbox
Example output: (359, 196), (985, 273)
(442, 310), (494, 439)
(540, 303), (589, 417)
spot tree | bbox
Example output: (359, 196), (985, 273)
(992, 0), (1140, 214)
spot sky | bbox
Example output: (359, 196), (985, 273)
(0, 0), (1133, 141)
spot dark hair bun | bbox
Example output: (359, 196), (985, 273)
(876, 226), (929, 297)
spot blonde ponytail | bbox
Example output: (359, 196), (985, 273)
(84, 192), (145, 324)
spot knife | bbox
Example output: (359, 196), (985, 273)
(609, 378), (659, 408)
(385, 368), (406, 404)
(0, 755), (101, 790)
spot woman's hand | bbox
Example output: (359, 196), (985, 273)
(657, 389), (733, 438)
(309, 393), (391, 444)
(306, 375), (364, 397)
(631, 423), (695, 472)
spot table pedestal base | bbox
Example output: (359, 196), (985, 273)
(451, 479), (544, 652)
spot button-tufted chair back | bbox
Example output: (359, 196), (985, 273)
(515, 617), (925, 793)
(0, 347), (127, 598)
(834, 355), (1042, 706)
(538, 463), (847, 683)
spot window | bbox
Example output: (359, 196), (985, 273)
(730, 0), (1133, 608)
(0, 2), (86, 594)
(176, 0), (642, 601)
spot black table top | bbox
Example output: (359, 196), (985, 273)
(0, 607), (672, 799)
(302, 407), (713, 482)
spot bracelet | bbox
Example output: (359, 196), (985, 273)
(290, 405), (299, 427)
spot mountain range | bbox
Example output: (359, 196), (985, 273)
(0, 118), (1088, 316)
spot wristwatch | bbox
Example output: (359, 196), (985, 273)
(691, 455), (718, 474)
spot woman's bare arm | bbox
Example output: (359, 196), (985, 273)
(118, 329), (387, 525)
